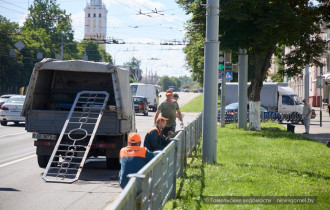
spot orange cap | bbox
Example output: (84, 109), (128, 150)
(128, 133), (141, 144)
(156, 117), (169, 123)
(166, 89), (173, 95)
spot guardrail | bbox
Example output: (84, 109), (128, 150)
(107, 112), (203, 210)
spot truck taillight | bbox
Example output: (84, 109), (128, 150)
(1, 106), (9, 110)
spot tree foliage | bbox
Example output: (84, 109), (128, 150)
(23, 0), (77, 58)
(124, 57), (142, 82)
(160, 76), (182, 91)
(177, 0), (329, 129)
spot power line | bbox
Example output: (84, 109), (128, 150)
(0, 5), (26, 14)
(0, 0), (28, 11)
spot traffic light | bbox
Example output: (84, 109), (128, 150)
(219, 53), (224, 71)
(225, 62), (233, 71)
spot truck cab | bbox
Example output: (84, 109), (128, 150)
(277, 86), (315, 123)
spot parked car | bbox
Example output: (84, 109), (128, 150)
(217, 102), (283, 123)
(193, 89), (198, 93)
(0, 95), (26, 126)
(133, 96), (149, 116)
(184, 88), (189, 93)
(0, 94), (19, 107)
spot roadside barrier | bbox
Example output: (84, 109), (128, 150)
(107, 112), (203, 210)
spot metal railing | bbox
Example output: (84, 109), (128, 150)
(107, 112), (203, 210)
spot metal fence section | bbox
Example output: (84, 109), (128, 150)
(108, 112), (202, 210)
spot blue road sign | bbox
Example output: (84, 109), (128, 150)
(218, 71), (233, 81)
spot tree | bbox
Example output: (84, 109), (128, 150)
(23, 0), (77, 59)
(178, 0), (329, 130)
(124, 57), (142, 82)
(0, 16), (23, 94)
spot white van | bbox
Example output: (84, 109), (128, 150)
(130, 83), (159, 111)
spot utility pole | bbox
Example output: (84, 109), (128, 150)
(304, 65), (309, 101)
(320, 66), (323, 127)
(238, 49), (248, 129)
(202, 0), (219, 164)
(220, 52), (231, 127)
(61, 33), (64, 60)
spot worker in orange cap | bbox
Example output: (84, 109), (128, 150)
(119, 133), (155, 188)
(154, 89), (183, 136)
(144, 117), (174, 152)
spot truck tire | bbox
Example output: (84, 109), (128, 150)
(37, 155), (59, 168)
(1, 121), (7, 126)
(106, 158), (120, 170)
(38, 155), (50, 168)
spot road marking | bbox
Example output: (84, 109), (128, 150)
(0, 154), (36, 168)
(0, 132), (27, 138)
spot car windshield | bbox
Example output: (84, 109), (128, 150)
(260, 105), (268, 112)
(131, 85), (138, 94)
(292, 95), (303, 105)
(0, 98), (8, 103)
(226, 103), (238, 109)
(133, 97), (143, 104)
(6, 97), (25, 104)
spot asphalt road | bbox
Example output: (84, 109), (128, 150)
(0, 92), (201, 210)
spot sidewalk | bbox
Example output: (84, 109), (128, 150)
(284, 108), (330, 145)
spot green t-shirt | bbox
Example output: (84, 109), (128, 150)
(158, 101), (179, 127)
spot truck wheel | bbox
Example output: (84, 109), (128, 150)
(106, 158), (120, 170)
(38, 155), (50, 168)
(37, 155), (59, 168)
(1, 121), (7, 126)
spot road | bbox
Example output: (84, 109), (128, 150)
(0, 92), (201, 210)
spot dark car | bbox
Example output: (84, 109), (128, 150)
(217, 102), (282, 123)
(133, 96), (149, 116)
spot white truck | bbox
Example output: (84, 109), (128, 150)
(22, 59), (134, 170)
(130, 83), (159, 111)
(225, 82), (315, 123)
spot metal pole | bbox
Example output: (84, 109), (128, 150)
(304, 65), (309, 101)
(61, 33), (64, 60)
(220, 67), (226, 127)
(238, 49), (248, 129)
(202, 0), (219, 164)
(320, 66), (323, 127)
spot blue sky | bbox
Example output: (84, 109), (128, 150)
(0, 0), (192, 77)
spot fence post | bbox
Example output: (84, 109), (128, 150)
(127, 174), (146, 210)
(170, 139), (180, 199)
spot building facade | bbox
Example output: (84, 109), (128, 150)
(287, 22), (330, 108)
(84, 0), (108, 44)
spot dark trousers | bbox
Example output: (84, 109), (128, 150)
(162, 125), (176, 137)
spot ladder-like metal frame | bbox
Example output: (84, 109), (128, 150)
(42, 91), (110, 183)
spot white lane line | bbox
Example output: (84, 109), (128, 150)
(0, 132), (28, 138)
(0, 154), (36, 168)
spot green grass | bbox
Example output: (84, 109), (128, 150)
(180, 94), (203, 112)
(164, 122), (330, 209)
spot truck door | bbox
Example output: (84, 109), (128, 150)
(278, 95), (295, 114)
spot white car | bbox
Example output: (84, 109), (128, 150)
(0, 95), (26, 126)
(0, 94), (19, 107)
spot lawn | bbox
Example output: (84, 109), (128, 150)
(164, 122), (330, 209)
(180, 93), (203, 113)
